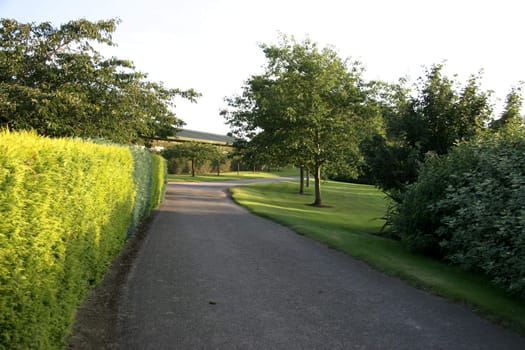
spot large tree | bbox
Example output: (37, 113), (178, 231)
(0, 18), (198, 144)
(162, 142), (216, 177)
(361, 64), (493, 192)
(223, 36), (380, 206)
(490, 85), (524, 131)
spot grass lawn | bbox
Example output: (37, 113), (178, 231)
(230, 180), (525, 334)
(167, 167), (300, 182)
(167, 171), (279, 182)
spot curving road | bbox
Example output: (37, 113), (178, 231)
(115, 180), (525, 349)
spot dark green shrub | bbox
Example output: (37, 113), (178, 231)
(436, 131), (525, 297)
(392, 129), (525, 297)
(390, 154), (452, 256)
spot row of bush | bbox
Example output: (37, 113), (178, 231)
(166, 156), (232, 175)
(128, 147), (166, 236)
(0, 131), (166, 350)
(391, 128), (525, 298)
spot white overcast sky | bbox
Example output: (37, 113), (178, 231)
(1, 0), (524, 134)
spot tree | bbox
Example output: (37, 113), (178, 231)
(0, 18), (199, 144)
(490, 85), (524, 131)
(360, 134), (420, 193)
(453, 73), (493, 140)
(211, 148), (228, 176)
(223, 36), (379, 206)
(162, 142), (216, 176)
(361, 64), (492, 192)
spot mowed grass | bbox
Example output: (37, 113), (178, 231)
(230, 180), (525, 334)
(167, 171), (280, 182)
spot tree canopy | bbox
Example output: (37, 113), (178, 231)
(0, 18), (199, 144)
(490, 84), (524, 131)
(162, 142), (217, 177)
(223, 36), (382, 206)
(361, 64), (494, 192)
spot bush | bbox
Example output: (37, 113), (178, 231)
(392, 129), (525, 297)
(0, 131), (135, 349)
(127, 149), (167, 238)
(149, 153), (167, 212)
(162, 142), (231, 175)
(0, 131), (167, 349)
(128, 147), (152, 237)
(391, 153), (459, 256)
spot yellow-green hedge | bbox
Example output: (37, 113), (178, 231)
(0, 131), (166, 349)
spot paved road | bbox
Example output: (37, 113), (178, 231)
(116, 180), (525, 349)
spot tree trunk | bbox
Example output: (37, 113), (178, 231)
(306, 168), (310, 188)
(237, 161), (240, 176)
(217, 161), (220, 176)
(299, 166), (305, 194)
(313, 163), (322, 206)
(191, 159), (195, 177)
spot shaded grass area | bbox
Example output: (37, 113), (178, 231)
(230, 180), (525, 334)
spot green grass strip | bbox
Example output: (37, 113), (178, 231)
(168, 171), (281, 182)
(230, 180), (525, 334)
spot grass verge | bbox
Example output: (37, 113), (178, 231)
(230, 180), (525, 335)
(167, 167), (300, 182)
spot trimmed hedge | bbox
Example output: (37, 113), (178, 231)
(128, 147), (152, 237)
(0, 131), (167, 349)
(150, 153), (167, 211)
(126, 149), (167, 238)
(392, 129), (525, 298)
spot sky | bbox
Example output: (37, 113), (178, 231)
(1, 0), (524, 135)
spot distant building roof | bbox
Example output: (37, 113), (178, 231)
(174, 129), (235, 145)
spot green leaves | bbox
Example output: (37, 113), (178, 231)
(162, 142), (218, 176)
(0, 131), (168, 349)
(490, 85), (524, 131)
(0, 18), (198, 144)
(392, 130), (525, 298)
(224, 35), (381, 205)
(361, 64), (495, 192)
(0, 130), (135, 349)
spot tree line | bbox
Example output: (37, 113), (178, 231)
(162, 141), (229, 176)
(221, 35), (523, 207)
(0, 18), (199, 144)
(3, 18), (524, 297)
(221, 35), (525, 298)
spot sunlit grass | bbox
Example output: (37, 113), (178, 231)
(231, 180), (525, 334)
(167, 171), (280, 182)
(167, 167), (301, 182)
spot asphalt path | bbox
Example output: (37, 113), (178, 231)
(116, 179), (525, 349)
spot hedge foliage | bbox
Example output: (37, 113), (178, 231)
(150, 153), (167, 210)
(0, 131), (167, 349)
(126, 149), (167, 237)
(392, 129), (525, 298)
(128, 148), (152, 237)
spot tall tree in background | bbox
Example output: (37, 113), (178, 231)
(162, 142), (216, 177)
(223, 36), (381, 206)
(391, 64), (491, 155)
(361, 64), (492, 193)
(0, 18), (198, 144)
(490, 85), (524, 131)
